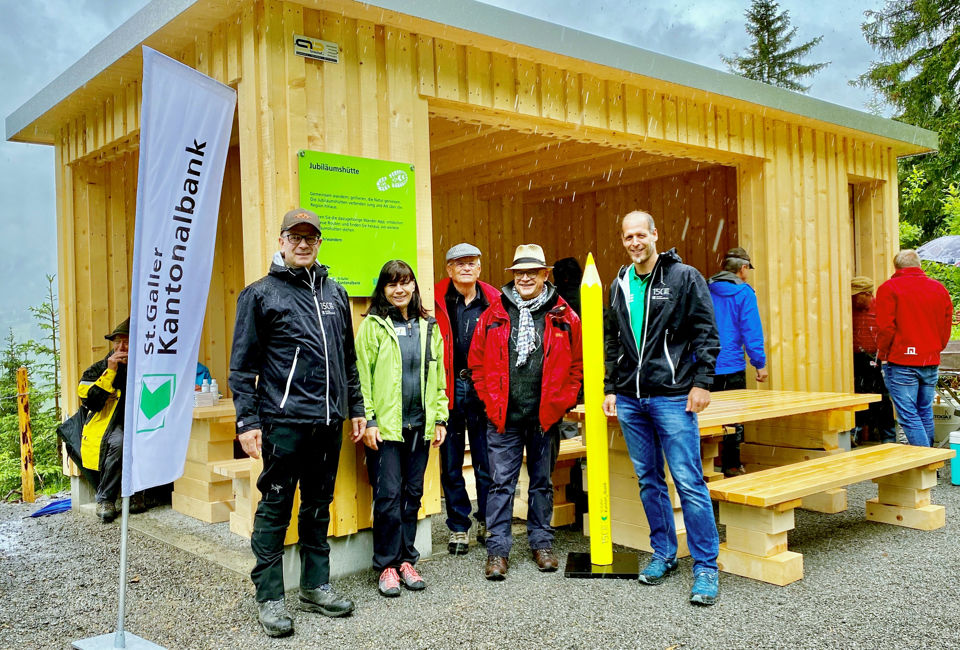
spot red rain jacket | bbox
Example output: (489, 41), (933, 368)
(468, 291), (583, 433)
(875, 267), (953, 366)
(434, 278), (502, 407)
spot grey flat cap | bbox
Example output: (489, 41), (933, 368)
(445, 243), (482, 261)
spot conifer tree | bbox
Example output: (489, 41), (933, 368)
(857, 0), (960, 240)
(722, 0), (830, 92)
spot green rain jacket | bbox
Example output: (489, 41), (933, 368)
(356, 314), (449, 441)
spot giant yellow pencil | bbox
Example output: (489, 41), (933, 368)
(581, 253), (613, 565)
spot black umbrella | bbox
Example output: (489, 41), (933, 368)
(916, 235), (960, 266)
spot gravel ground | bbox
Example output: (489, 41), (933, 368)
(2, 467), (960, 650)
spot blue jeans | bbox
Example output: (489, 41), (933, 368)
(883, 363), (938, 447)
(440, 378), (491, 532)
(616, 394), (719, 575)
(484, 421), (560, 556)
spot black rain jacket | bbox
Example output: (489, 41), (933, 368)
(603, 248), (719, 397)
(229, 256), (364, 433)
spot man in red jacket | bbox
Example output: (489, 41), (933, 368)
(875, 250), (953, 446)
(434, 243), (502, 555)
(469, 244), (583, 580)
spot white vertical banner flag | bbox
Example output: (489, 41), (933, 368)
(121, 47), (236, 496)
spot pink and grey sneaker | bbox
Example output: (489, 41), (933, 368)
(378, 567), (401, 597)
(398, 562), (425, 591)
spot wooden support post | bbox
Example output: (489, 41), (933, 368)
(867, 464), (945, 531)
(17, 367), (35, 503)
(717, 500), (803, 586)
(800, 488), (848, 514)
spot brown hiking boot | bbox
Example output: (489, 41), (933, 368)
(532, 548), (559, 572)
(484, 555), (508, 581)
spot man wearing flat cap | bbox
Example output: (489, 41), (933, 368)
(851, 276), (896, 444)
(230, 208), (365, 637)
(469, 244), (583, 580)
(434, 243), (501, 554)
(77, 318), (149, 522)
(708, 246), (767, 476)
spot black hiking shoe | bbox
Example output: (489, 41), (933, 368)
(257, 599), (293, 637)
(299, 584), (355, 617)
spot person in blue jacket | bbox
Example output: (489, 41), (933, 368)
(708, 247), (767, 477)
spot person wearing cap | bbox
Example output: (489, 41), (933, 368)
(850, 275), (896, 444)
(434, 243), (501, 554)
(229, 208), (365, 637)
(469, 244), (583, 580)
(708, 246), (767, 476)
(76, 318), (148, 522)
(874, 250), (953, 446)
(602, 210), (721, 606)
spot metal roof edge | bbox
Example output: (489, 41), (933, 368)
(5, 0), (198, 143)
(5, 0), (939, 152)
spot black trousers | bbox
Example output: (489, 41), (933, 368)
(90, 425), (123, 504)
(714, 371), (746, 470)
(854, 352), (897, 442)
(365, 425), (429, 572)
(251, 421), (342, 602)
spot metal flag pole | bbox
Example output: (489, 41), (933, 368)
(114, 496), (130, 648)
(564, 253), (638, 579)
(73, 495), (164, 649)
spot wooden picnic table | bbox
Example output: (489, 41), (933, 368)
(576, 389), (881, 556)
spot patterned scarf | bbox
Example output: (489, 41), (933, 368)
(512, 286), (550, 366)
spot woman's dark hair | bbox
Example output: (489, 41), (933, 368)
(365, 259), (430, 319)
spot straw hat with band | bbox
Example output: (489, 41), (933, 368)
(505, 244), (553, 271)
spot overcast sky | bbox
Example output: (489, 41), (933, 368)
(1, 0), (885, 342)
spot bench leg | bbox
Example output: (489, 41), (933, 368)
(701, 435), (723, 482)
(717, 501), (803, 586)
(866, 464), (945, 531)
(800, 488), (847, 514)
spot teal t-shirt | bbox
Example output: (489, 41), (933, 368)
(628, 266), (651, 352)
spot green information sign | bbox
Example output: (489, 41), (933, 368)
(298, 150), (417, 296)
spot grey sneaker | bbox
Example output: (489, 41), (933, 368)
(257, 599), (293, 637)
(448, 531), (469, 555)
(477, 521), (490, 547)
(299, 584), (354, 617)
(638, 557), (679, 585)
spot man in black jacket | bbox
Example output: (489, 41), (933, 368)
(230, 208), (366, 637)
(602, 210), (721, 606)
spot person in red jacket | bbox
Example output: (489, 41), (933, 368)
(434, 243), (502, 555)
(469, 244), (583, 580)
(875, 250), (953, 446)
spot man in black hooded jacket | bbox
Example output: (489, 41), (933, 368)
(230, 208), (365, 638)
(602, 210), (721, 607)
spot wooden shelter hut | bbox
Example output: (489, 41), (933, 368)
(6, 0), (937, 544)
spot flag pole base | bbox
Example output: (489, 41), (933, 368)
(73, 632), (166, 649)
(563, 551), (639, 579)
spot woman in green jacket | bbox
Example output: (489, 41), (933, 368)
(354, 260), (449, 597)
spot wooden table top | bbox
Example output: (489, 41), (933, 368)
(569, 389), (880, 434)
(192, 398), (235, 421)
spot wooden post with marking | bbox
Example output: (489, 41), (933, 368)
(17, 366), (36, 503)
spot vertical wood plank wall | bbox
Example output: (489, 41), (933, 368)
(48, 0), (911, 525)
(433, 167), (738, 288)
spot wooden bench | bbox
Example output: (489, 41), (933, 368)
(708, 443), (955, 586)
(211, 457), (301, 546)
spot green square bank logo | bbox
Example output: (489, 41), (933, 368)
(137, 374), (176, 433)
